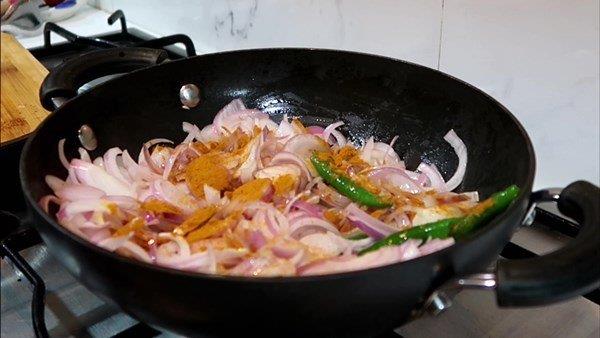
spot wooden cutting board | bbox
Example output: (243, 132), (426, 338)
(1, 32), (49, 144)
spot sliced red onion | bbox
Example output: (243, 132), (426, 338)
(248, 230), (267, 251)
(162, 143), (187, 180)
(360, 137), (375, 162)
(322, 121), (346, 147)
(264, 207), (288, 235)
(417, 163), (447, 192)
(198, 123), (220, 143)
(145, 138), (174, 147)
(182, 122), (202, 143)
(305, 176), (322, 192)
(269, 151), (312, 183)
(151, 179), (200, 214)
(121, 150), (156, 181)
(275, 115), (296, 142)
(204, 185), (221, 205)
(443, 129), (467, 191)
(78, 147), (91, 162)
(418, 238), (455, 256)
(214, 99), (269, 134)
(373, 142), (402, 164)
(228, 257), (270, 276)
(289, 216), (339, 238)
(306, 125), (325, 136)
(103, 147), (130, 184)
(142, 144), (163, 174)
(71, 159), (135, 197)
(62, 198), (114, 218)
(255, 164), (301, 182)
(298, 240), (421, 276)
(156, 250), (211, 271)
(215, 248), (248, 266)
(39, 195), (61, 213)
(104, 195), (140, 210)
(118, 241), (153, 263)
(56, 184), (105, 201)
(360, 136), (403, 165)
(283, 134), (329, 160)
(98, 234), (132, 251)
(79, 218), (110, 229)
(92, 157), (103, 167)
(315, 181), (352, 208)
(262, 210), (278, 236)
(385, 210), (411, 228)
(84, 228), (111, 243)
(271, 245), (302, 259)
(158, 233), (191, 257)
(214, 99), (246, 126)
(344, 235), (376, 252)
(389, 135), (399, 148)
(236, 133), (262, 183)
(286, 210), (307, 223)
(368, 167), (422, 194)
(461, 191), (479, 202)
(45, 175), (66, 193)
(290, 200), (323, 217)
(283, 190), (309, 214)
(385, 173), (422, 194)
(299, 232), (345, 256)
(151, 147), (174, 173)
(345, 203), (398, 240)
(58, 138), (69, 170)
(415, 173), (428, 186)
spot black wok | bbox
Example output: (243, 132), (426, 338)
(16, 47), (599, 337)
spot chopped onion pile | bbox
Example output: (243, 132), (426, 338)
(41, 99), (474, 276)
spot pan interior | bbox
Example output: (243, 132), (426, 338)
(23, 48), (534, 208)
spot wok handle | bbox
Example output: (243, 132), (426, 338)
(496, 180), (600, 306)
(39, 47), (168, 111)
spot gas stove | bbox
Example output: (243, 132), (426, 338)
(1, 10), (598, 338)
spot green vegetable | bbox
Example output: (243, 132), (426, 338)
(359, 185), (520, 254)
(310, 154), (392, 209)
(346, 232), (369, 240)
(358, 218), (459, 255)
(451, 184), (520, 239)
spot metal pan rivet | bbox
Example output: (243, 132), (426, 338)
(180, 84), (200, 109)
(78, 124), (98, 151)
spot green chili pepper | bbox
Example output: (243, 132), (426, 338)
(451, 184), (520, 239)
(358, 185), (520, 254)
(310, 154), (392, 209)
(358, 218), (459, 255)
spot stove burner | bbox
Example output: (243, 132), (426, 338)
(42, 10), (196, 57)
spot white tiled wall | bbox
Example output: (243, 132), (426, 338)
(440, 0), (600, 189)
(90, 0), (599, 188)
(89, 0), (443, 67)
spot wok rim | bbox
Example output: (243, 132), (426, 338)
(20, 47), (536, 283)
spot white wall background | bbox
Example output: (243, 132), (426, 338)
(91, 0), (599, 189)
